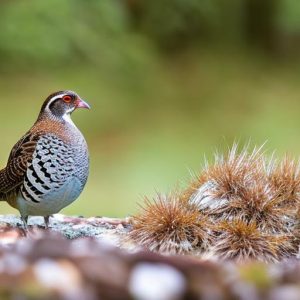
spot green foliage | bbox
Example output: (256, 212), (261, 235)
(129, 0), (245, 48)
(0, 0), (151, 70)
(277, 0), (300, 32)
(0, 0), (299, 67)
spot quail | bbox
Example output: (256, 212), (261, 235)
(0, 91), (90, 228)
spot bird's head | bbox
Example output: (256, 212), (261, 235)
(39, 90), (90, 121)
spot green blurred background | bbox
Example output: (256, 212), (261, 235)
(0, 0), (300, 217)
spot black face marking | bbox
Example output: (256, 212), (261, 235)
(40, 91), (67, 112)
(48, 99), (70, 117)
(39, 90), (78, 120)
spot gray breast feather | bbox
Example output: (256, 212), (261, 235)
(21, 134), (76, 203)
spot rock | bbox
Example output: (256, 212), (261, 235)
(0, 214), (132, 247)
(0, 215), (299, 299)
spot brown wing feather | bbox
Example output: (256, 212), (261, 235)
(0, 132), (40, 200)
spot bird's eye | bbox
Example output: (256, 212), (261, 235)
(63, 95), (72, 103)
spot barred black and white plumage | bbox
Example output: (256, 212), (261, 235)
(21, 134), (76, 204)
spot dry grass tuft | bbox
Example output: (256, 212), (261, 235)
(268, 156), (300, 207)
(130, 194), (212, 255)
(130, 144), (300, 262)
(187, 145), (300, 234)
(202, 144), (265, 199)
(212, 220), (293, 263)
(188, 145), (266, 212)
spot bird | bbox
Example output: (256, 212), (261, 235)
(0, 91), (90, 229)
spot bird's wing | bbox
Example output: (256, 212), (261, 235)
(0, 132), (40, 200)
(21, 133), (76, 204)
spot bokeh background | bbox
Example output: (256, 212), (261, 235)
(0, 0), (300, 217)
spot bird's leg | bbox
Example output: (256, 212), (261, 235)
(44, 215), (51, 229)
(21, 215), (29, 232)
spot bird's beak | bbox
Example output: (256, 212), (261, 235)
(76, 99), (91, 109)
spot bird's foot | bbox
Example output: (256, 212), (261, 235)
(44, 215), (52, 229)
(20, 215), (29, 236)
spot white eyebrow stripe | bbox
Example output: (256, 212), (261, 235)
(45, 93), (67, 111)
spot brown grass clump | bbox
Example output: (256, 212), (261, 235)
(130, 194), (212, 255)
(184, 145), (300, 235)
(232, 184), (291, 233)
(187, 145), (265, 213)
(212, 220), (293, 263)
(268, 158), (300, 246)
(268, 156), (300, 208)
(202, 145), (265, 198)
(186, 145), (289, 231)
(130, 144), (300, 262)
